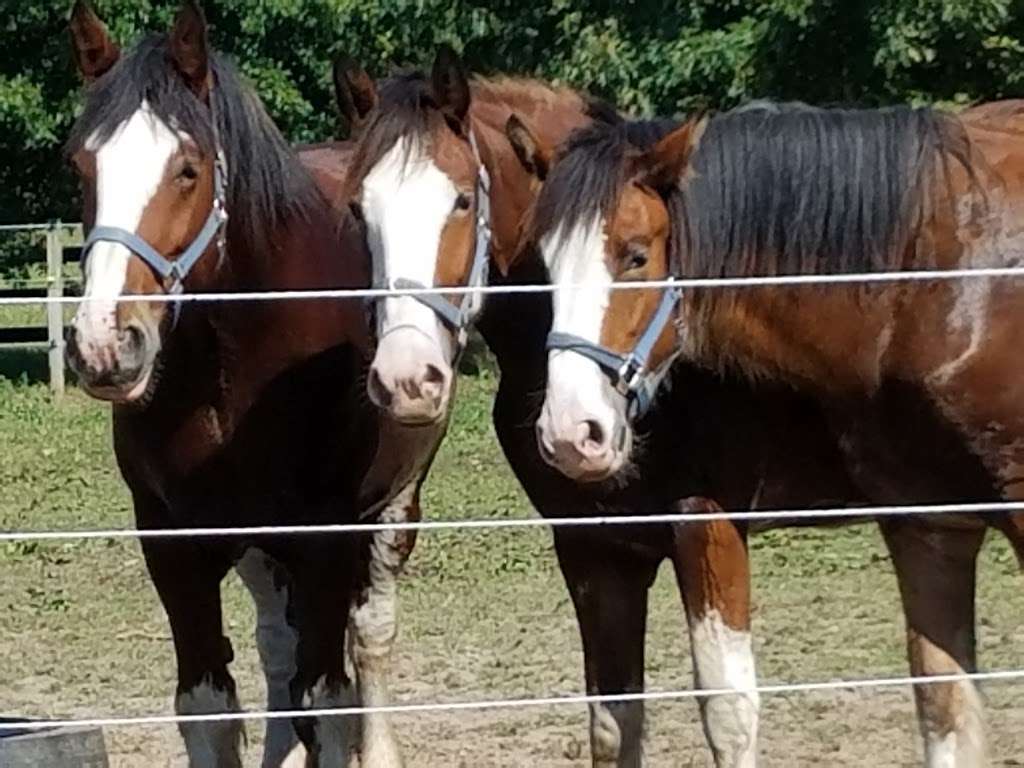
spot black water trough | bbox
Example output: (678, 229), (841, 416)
(0, 718), (108, 767)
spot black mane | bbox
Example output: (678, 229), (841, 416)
(527, 117), (681, 244)
(67, 34), (324, 259)
(529, 101), (973, 276)
(676, 101), (972, 277)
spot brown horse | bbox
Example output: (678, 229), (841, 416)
(519, 103), (1024, 765)
(64, 3), (453, 766)
(331, 51), (866, 767)
(328, 46), (618, 765)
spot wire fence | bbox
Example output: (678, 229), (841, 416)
(2, 223), (1023, 740)
(3, 669), (1023, 734)
(2, 263), (1024, 308)
(3, 500), (1024, 543)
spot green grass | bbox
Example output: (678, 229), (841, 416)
(1, 371), (1022, 765)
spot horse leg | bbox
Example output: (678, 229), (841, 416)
(881, 519), (987, 767)
(288, 535), (359, 767)
(553, 527), (658, 768)
(347, 484), (420, 768)
(140, 532), (241, 767)
(236, 548), (306, 767)
(671, 499), (758, 768)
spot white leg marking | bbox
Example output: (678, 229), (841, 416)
(304, 675), (358, 767)
(589, 702), (622, 767)
(76, 103), (181, 361)
(688, 610), (758, 768)
(236, 548), (305, 768)
(923, 692), (986, 768)
(348, 485), (414, 768)
(916, 638), (987, 768)
(926, 731), (960, 768)
(176, 680), (243, 768)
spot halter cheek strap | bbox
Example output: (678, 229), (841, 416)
(379, 131), (492, 351)
(546, 282), (681, 419)
(80, 95), (229, 329)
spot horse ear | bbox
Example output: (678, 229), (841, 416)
(333, 56), (377, 137)
(431, 44), (471, 131)
(169, 1), (210, 96)
(69, 0), (120, 82)
(505, 114), (552, 182)
(637, 115), (709, 194)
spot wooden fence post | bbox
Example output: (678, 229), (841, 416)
(45, 222), (65, 400)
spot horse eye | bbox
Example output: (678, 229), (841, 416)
(625, 243), (649, 271)
(454, 193), (472, 212)
(179, 164), (198, 181)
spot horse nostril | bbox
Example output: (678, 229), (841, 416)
(582, 419), (606, 450)
(420, 364), (447, 402)
(122, 324), (144, 351)
(367, 368), (393, 408)
(422, 364), (445, 387)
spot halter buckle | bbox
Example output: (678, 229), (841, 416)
(615, 357), (642, 397)
(163, 262), (185, 294)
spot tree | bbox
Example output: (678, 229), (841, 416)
(0, 0), (1021, 242)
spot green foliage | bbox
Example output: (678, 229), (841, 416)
(0, 0), (1022, 240)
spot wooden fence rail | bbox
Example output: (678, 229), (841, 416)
(0, 222), (83, 399)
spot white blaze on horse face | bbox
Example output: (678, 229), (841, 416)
(537, 219), (624, 475)
(688, 609), (759, 768)
(361, 138), (458, 350)
(75, 102), (181, 357)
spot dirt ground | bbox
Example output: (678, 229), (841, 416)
(2, 375), (1023, 766)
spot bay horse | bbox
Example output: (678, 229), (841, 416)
(333, 50), (869, 767)
(65, 3), (448, 766)
(519, 103), (1024, 765)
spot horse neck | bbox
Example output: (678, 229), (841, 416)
(209, 162), (371, 359)
(467, 80), (595, 369)
(681, 285), (899, 397)
(470, 78), (591, 152)
(468, 79), (593, 273)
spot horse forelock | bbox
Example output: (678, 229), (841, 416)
(524, 118), (680, 253)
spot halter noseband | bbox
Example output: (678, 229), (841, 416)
(81, 92), (229, 329)
(546, 282), (681, 419)
(382, 131), (491, 350)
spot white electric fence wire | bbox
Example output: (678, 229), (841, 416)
(2, 265), (1024, 308)
(2, 500), (1023, 543)
(2, 669), (1022, 733)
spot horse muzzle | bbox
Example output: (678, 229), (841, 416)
(66, 315), (158, 403)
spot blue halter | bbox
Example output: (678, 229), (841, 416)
(546, 282), (681, 419)
(382, 131), (491, 351)
(80, 96), (229, 329)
